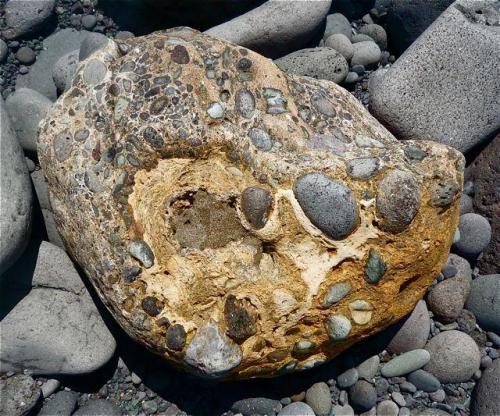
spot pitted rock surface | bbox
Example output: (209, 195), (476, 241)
(38, 27), (464, 379)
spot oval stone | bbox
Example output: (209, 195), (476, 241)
(380, 349), (430, 377)
(294, 172), (358, 239)
(248, 128), (272, 151)
(235, 89), (255, 119)
(128, 240), (155, 268)
(241, 187), (272, 229)
(325, 314), (352, 341)
(376, 169), (421, 233)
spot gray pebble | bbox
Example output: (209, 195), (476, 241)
(453, 213), (491, 259)
(16, 46), (36, 65)
(345, 71), (359, 83)
(278, 402), (315, 416)
(248, 127), (272, 151)
(459, 194), (474, 215)
(391, 391), (406, 407)
(347, 157), (380, 180)
(323, 281), (351, 307)
(357, 355), (380, 380)
(351, 33), (374, 43)
(407, 369), (441, 392)
(337, 368), (359, 389)
(207, 102), (224, 119)
(381, 349), (430, 377)
(377, 400), (399, 416)
(4, 0), (55, 39)
(52, 49), (79, 94)
(325, 33), (354, 60)
(305, 382), (332, 416)
(40, 379), (60, 398)
(73, 399), (120, 416)
(81, 14), (97, 30)
(241, 186), (272, 229)
(231, 398), (282, 415)
(0, 39), (8, 63)
(79, 32), (110, 61)
(83, 59), (107, 85)
(324, 13), (352, 40)
(351, 64), (365, 75)
(351, 41), (381, 67)
(325, 314), (352, 341)
(359, 24), (387, 49)
(400, 381), (417, 393)
(294, 172), (358, 240)
(349, 380), (377, 412)
(128, 240), (155, 268)
(39, 391), (78, 415)
(466, 274), (500, 334)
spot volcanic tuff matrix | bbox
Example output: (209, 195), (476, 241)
(38, 27), (464, 379)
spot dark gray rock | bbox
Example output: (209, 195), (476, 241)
(39, 391), (78, 416)
(52, 50), (79, 94)
(351, 41), (381, 66)
(6, 87), (52, 152)
(381, 0), (454, 55)
(4, 0), (55, 39)
(427, 276), (470, 323)
(275, 47), (348, 83)
(81, 14), (97, 30)
(0, 39), (8, 63)
(466, 134), (500, 274)
(324, 13), (352, 40)
(0, 97), (32, 275)
(407, 369), (441, 392)
(471, 357), (500, 416)
(231, 398), (282, 416)
(388, 300), (430, 353)
(205, 1), (332, 58)
(73, 399), (120, 416)
(376, 169), (421, 233)
(79, 32), (111, 61)
(0, 241), (116, 375)
(444, 253), (471, 281)
(294, 172), (359, 240)
(460, 194), (474, 215)
(424, 330), (480, 383)
(465, 274), (500, 334)
(370, 0), (500, 153)
(241, 186), (273, 229)
(305, 382), (332, 416)
(16, 29), (88, 101)
(453, 213), (492, 259)
(349, 380), (377, 412)
(0, 374), (41, 416)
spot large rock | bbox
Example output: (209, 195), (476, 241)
(424, 330), (480, 383)
(470, 357), (500, 416)
(37, 27), (463, 379)
(3, 0), (55, 40)
(16, 29), (88, 101)
(465, 275), (500, 334)
(205, 0), (332, 58)
(0, 98), (32, 274)
(275, 47), (349, 84)
(380, 0), (454, 55)
(466, 134), (499, 274)
(6, 88), (53, 152)
(387, 300), (430, 354)
(0, 241), (116, 375)
(369, 0), (500, 154)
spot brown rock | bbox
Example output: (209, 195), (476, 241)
(38, 28), (463, 379)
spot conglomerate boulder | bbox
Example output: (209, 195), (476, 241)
(38, 27), (464, 379)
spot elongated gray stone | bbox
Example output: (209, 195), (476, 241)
(381, 349), (430, 377)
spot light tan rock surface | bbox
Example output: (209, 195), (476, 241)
(38, 27), (464, 379)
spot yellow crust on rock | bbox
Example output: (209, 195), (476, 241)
(37, 27), (464, 379)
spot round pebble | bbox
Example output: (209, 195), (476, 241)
(325, 33), (354, 60)
(305, 382), (332, 416)
(424, 330), (480, 383)
(460, 194), (474, 214)
(359, 24), (387, 49)
(349, 380), (377, 412)
(351, 41), (381, 67)
(337, 368), (359, 389)
(325, 314), (352, 341)
(453, 213), (491, 258)
(81, 14), (97, 30)
(16, 47), (36, 65)
(278, 402), (315, 416)
(465, 274), (500, 334)
(377, 400), (399, 416)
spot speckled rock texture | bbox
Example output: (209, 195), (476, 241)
(38, 27), (464, 379)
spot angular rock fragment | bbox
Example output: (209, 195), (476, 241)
(38, 28), (463, 379)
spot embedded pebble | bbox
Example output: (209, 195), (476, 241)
(241, 187), (273, 229)
(325, 314), (352, 341)
(323, 281), (351, 307)
(294, 172), (359, 240)
(248, 127), (273, 151)
(365, 249), (386, 284)
(347, 157), (380, 180)
(128, 240), (155, 268)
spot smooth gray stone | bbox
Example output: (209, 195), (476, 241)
(206, 0), (332, 58)
(275, 47), (348, 83)
(6, 87), (52, 152)
(16, 29), (88, 101)
(381, 349), (430, 377)
(359, 23), (387, 49)
(79, 32), (111, 61)
(407, 369), (441, 392)
(4, 0), (55, 39)
(351, 41), (381, 66)
(427, 275), (470, 323)
(349, 380), (377, 412)
(0, 39), (7, 62)
(370, 0), (500, 153)
(305, 382), (332, 416)
(466, 274), (500, 334)
(357, 355), (380, 380)
(73, 399), (120, 416)
(324, 33), (354, 60)
(0, 241), (116, 375)
(324, 13), (352, 40)
(337, 368), (359, 388)
(52, 49), (79, 94)
(30, 169), (50, 210)
(459, 193), (474, 214)
(0, 97), (32, 275)
(470, 357), (500, 416)
(424, 330), (480, 383)
(377, 400), (399, 416)
(294, 172), (358, 240)
(444, 253), (472, 281)
(453, 213), (492, 259)
(39, 391), (78, 416)
(0, 374), (41, 416)
(388, 300), (430, 354)
(278, 402), (315, 416)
